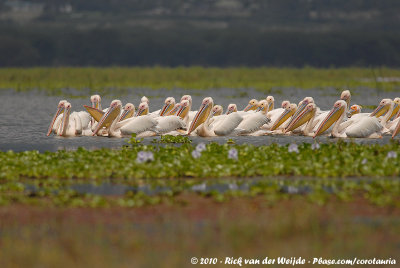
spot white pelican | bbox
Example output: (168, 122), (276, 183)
(388, 97), (400, 120)
(347, 104), (363, 118)
(175, 100), (191, 127)
(236, 101), (271, 136)
(243, 99), (259, 112)
(258, 99), (290, 130)
(141, 96), (149, 104)
(92, 100), (156, 137)
(212, 105), (223, 116)
(166, 103), (181, 116)
(190, 99), (269, 136)
(47, 100), (68, 136)
(83, 101), (135, 132)
(119, 103), (135, 122)
(270, 103), (298, 132)
(57, 102), (92, 137)
(267, 99), (290, 114)
(226, 104), (237, 115)
(89, 94), (102, 126)
(284, 103), (318, 136)
(159, 97), (175, 116)
(136, 102), (149, 116)
(314, 100), (384, 138)
(285, 97), (314, 128)
(188, 97), (243, 137)
(369, 99), (400, 134)
(93, 100), (185, 137)
(340, 90), (351, 109)
(181, 95), (197, 123)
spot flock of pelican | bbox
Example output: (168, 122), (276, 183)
(47, 91), (400, 139)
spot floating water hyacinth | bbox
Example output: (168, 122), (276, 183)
(361, 158), (368, 165)
(228, 148), (238, 160)
(311, 143), (320, 150)
(288, 143), (299, 153)
(191, 150), (201, 159)
(195, 143), (206, 152)
(136, 151), (154, 163)
(387, 151), (397, 159)
(146, 151), (154, 161)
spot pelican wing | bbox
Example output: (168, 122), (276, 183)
(120, 115), (158, 135)
(236, 113), (271, 134)
(153, 116), (186, 134)
(213, 113), (243, 136)
(345, 117), (382, 138)
(268, 108), (284, 123)
(77, 111), (91, 129)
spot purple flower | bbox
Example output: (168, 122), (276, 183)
(192, 150), (201, 159)
(288, 143), (299, 153)
(361, 158), (368, 165)
(228, 148), (238, 160)
(136, 151), (154, 163)
(387, 151), (397, 159)
(145, 151), (154, 161)
(311, 142), (320, 150)
(196, 143), (206, 152)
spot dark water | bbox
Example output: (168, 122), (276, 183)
(0, 87), (398, 152)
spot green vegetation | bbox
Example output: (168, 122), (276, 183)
(1, 67), (400, 93)
(2, 141), (400, 180)
(0, 141), (399, 208)
(152, 135), (192, 144)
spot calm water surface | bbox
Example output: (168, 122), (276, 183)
(0, 87), (397, 152)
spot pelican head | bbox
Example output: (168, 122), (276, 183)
(340, 90), (351, 109)
(181, 95), (192, 106)
(284, 103), (316, 133)
(58, 102), (72, 136)
(256, 100), (269, 114)
(347, 104), (362, 118)
(166, 103), (181, 116)
(287, 97), (314, 126)
(226, 104), (237, 115)
(281, 100), (290, 109)
(271, 103), (297, 131)
(244, 99), (259, 112)
(47, 100), (68, 136)
(93, 100), (122, 136)
(90, 94), (101, 109)
(266, 96), (274, 111)
(141, 96), (149, 104)
(314, 100), (346, 138)
(370, 99), (392, 118)
(177, 100), (189, 119)
(188, 97), (213, 135)
(212, 105), (223, 116)
(136, 102), (149, 116)
(159, 97), (175, 116)
(119, 103), (135, 122)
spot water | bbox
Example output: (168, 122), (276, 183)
(0, 87), (398, 152)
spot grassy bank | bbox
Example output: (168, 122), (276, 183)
(1, 67), (400, 92)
